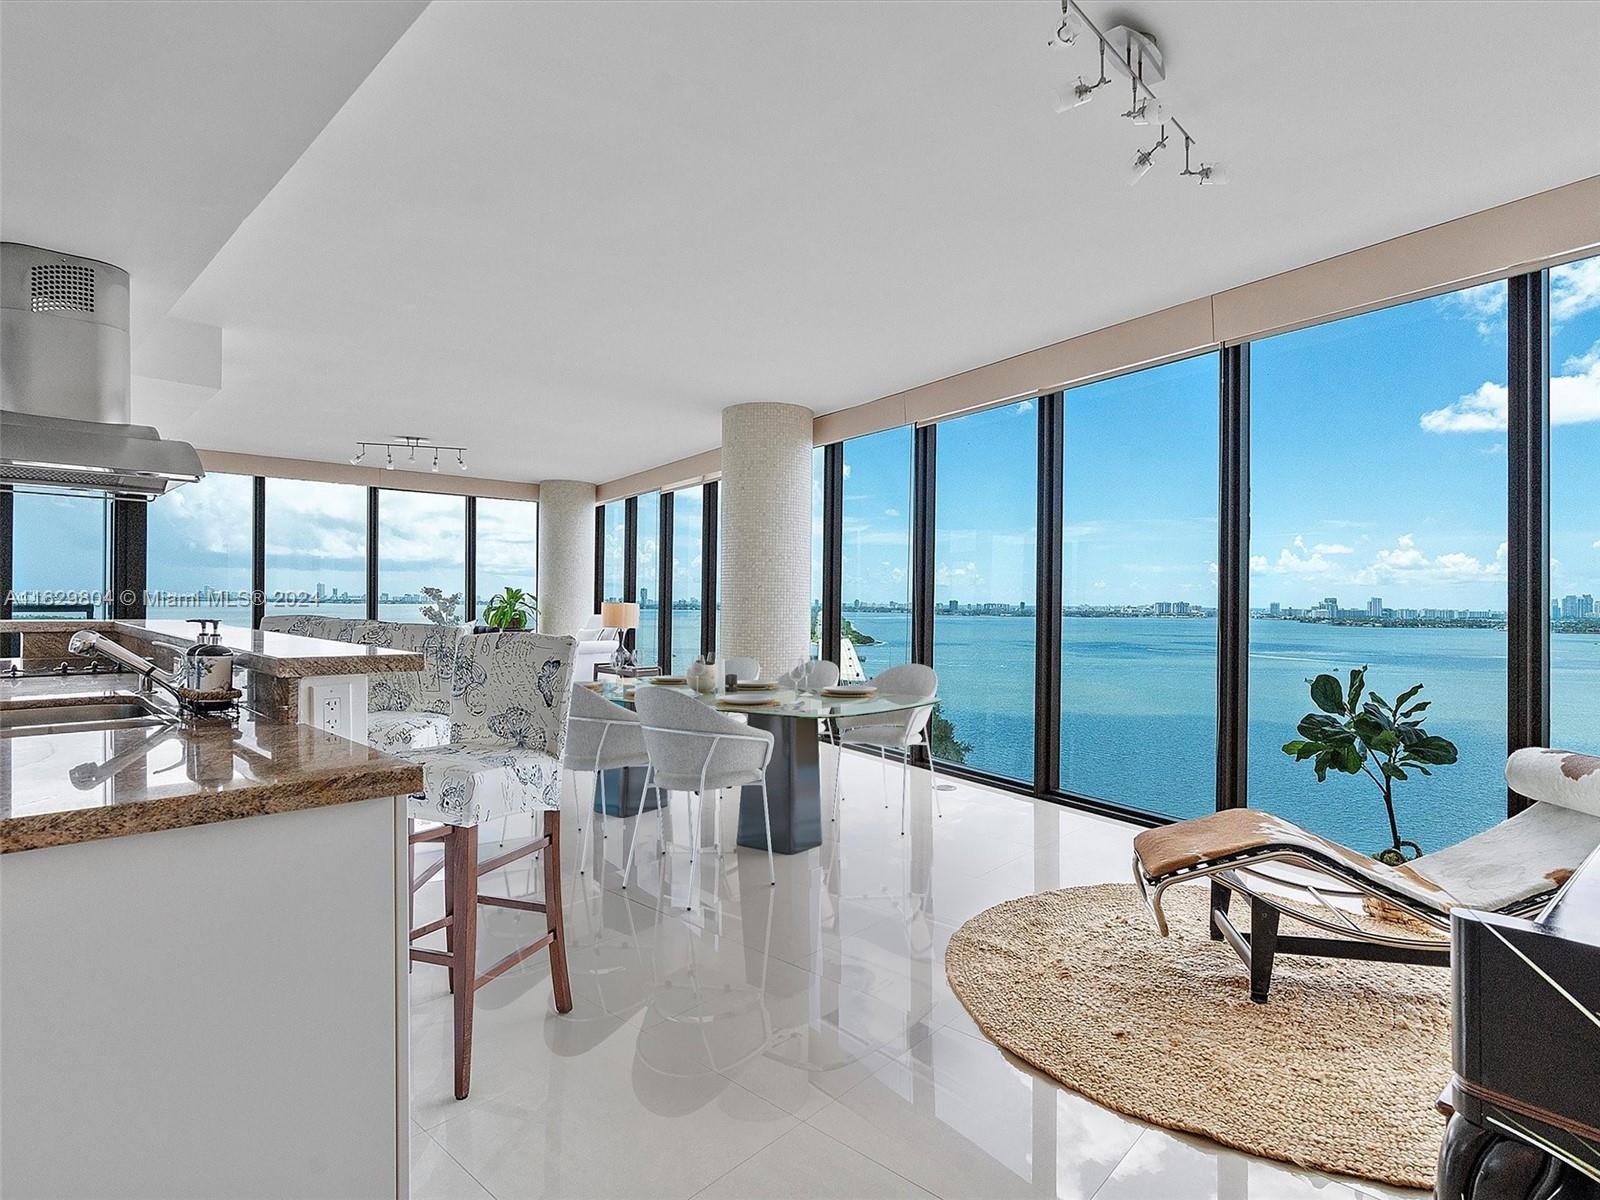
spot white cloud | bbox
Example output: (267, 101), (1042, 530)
(1364, 535), (1504, 586)
(1312, 543), (1354, 555)
(1014, 399), (1034, 415)
(884, 507), (900, 518)
(1593, 539), (1600, 550)
(1553, 257), (1600, 324)
(1420, 380), (1507, 433)
(1248, 555), (1268, 572)
(1421, 338), (1600, 433)
(1553, 346), (1600, 425)
(1435, 280), (1507, 337)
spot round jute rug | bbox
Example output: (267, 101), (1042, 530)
(944, 883), (1450, 1189)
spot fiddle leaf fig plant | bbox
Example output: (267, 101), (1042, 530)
(1281, 665), (1458, 865)
(482, 587), (538, 631)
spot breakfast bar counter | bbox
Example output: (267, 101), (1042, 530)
(0, 660), (419, 1199)
(1, 670), (421, 853)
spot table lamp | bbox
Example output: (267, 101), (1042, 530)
(600, 601), (640, 669)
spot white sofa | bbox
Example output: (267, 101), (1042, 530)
(574, 613), (619, 682)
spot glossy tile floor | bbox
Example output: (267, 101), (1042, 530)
(407, 747), (1428, 1200)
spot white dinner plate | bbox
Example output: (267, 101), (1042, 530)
(718, 692), (781, 707)
(821, 684), (878, 698)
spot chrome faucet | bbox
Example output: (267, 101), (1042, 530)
(66, 631), (185, 703)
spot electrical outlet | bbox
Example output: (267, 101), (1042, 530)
(321, 694), (342, 733)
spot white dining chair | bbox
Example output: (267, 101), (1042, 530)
(831, 662), (940, 834)
(629, 686), (777, 905)
(562, 684), (653, 875)
(722, 656), (761, 683)
(781, 659), (840, 690)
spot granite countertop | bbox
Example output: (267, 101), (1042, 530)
(0, 672), (422, 854)
(0, 618), (423, 677)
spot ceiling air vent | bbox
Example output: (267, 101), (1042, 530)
(29, 261), (96, 313)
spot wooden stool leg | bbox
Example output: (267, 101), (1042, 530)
(443, 840), (456, 996)
(543, 810), (573, 1014)
(447, 824), (479, 1100)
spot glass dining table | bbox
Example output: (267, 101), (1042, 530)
(586, 680), (937, 854)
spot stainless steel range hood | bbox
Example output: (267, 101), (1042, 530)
(1, 242), (203, 500)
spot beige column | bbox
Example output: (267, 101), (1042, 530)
(536, 480), (597, 638)
(718, 403), (813, 679)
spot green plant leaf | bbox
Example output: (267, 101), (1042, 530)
(1406, 735), (1458, 765)
(1333, 743), (1366, 774)
(1401, 701), (1430, 717)
(1395, 683), (1425, 710)
(1346, 667), (1367, 712)
(1365, 692), (1390, 712)
(1381, 762), (1409, 781)
(1310, 674), (1346, 715)
(1359, 701), (1394, 730)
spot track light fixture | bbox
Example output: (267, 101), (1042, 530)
(1053, 0), (1224, 187)
(1179, 135), (1228, 186)
(1048, 4), (1084, 48)
(1127, 125), (1168, 186)
(349, 435), (470, 475)
(1053, 39), (1109, 113)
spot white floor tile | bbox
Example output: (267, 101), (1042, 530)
(693, 1122), (937, 1199)
(808, 1025), (1145, 1199)
(1090, 1127), (1367, 1200)
(410, 1125), (494, 1200)
(405, 748), (1414, 1200)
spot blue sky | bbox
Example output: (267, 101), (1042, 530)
(11, 260), (1596, 614)
(829, 256), (1599, 609)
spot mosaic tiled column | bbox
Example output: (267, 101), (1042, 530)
(719, 402), (813, 679)
(537, 479), (597, 638)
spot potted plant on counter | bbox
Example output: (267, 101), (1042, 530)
(481, 587), (538, 632)
(1281, 665), (1458, 864)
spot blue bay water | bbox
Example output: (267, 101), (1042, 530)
(140, 597), (1599, 854)
(841, 612), (1600, 855)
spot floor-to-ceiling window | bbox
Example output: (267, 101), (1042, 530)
(635, 491), (661, 666)
(1059, 355), (1218, 817)
(932, 401), (1038, 779)
(670, 485), (704, 673)
(601, 500), (626, 606)
(262, 479), (367, 620)
(810, 446), (825, 659)
(9, 492), (109, 618)
(377, 490), (466, 624)
(147, 472), (253, 624)
(474, 497), (537, 625)
(1250, 283), (1509, 855)
(1551, 255), (1600, 752)
(842, 427), (913, 679)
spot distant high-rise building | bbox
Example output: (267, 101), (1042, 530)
(1559, 594), (1596, 620)
(1321, 597), (1339, 620)
(639, 587), (649, 607)
(1367, 596), (1383, 618)
(1268, 602), (1280, 616)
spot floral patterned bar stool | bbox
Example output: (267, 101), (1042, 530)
(396, 631), (578, 1100)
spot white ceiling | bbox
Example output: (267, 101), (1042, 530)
(5, 1), (1599, 484)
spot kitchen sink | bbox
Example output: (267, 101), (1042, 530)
(0, 696), (179, 737)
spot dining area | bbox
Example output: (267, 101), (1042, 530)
(246, 613), (941, 1106)
(570, 663), (941, 871)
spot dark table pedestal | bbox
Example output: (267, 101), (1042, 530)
(737, 714), (822, 854)
(593, 765), (662, 818)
